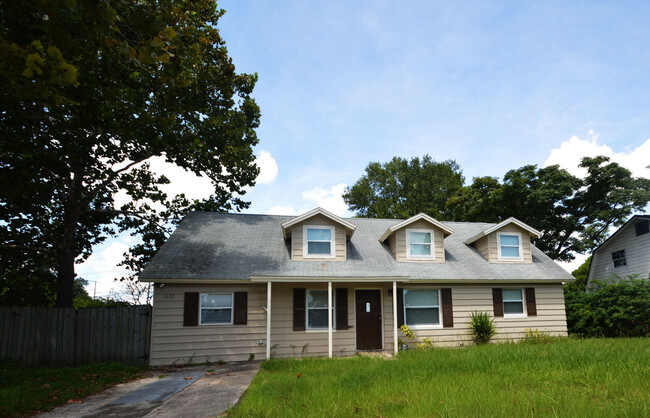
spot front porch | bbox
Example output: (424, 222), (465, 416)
(259, 280), (404, 359)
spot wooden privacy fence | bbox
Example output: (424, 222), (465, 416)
(0, 305), (151, 367)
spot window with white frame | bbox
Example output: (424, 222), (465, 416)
(306, 290), (334, 329)
(199, 293), (233, 325)
(407, 229), (434, 259)
(502, 289), (525, 316)
(612, 250), (626, 268)
(303, 226), (335, 257)
(498, 233), (522, 260)
(403, 289), (440, 327)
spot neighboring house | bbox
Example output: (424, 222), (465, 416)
(587, 215), (650, 286)
(140, 207), (573, 365)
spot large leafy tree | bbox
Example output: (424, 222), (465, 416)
(343, 156), (464, 220)
(346, 155), (650, 262)
(0, 0), (261, 307)
(449, 157), (650, 261)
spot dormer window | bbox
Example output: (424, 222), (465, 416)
(497, 232), (523, 261)
(303, 226), (335, 258)
(407, 229), (434, 259)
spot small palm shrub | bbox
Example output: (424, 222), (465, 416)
(468, 311), (496, 345)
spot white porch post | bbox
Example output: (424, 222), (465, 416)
(328, 281), (333, 358)
(393, 281), (398, 354)
(266, 281), (272, 360)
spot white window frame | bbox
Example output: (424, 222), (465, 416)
(306, 289), (335, 331)
(406, 228), (435, 260)
(199, 293), (234, 325)
(502, 288), (527, 319)
(303, 225), (336, 259)
(611, 250), (626, 268)
(497, 232), (524, 261)
(402, 288), (442, 329)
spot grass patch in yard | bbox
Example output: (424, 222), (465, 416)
(229, 338), (650, 417)
(0, 361), (144, 416)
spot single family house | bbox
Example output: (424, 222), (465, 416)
(587, 214), (650, 286)
(140, 207), (573, 365)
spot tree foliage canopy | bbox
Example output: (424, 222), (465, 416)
(342, 156), (464, 220)
(345, 155), (650, 261)
(0, 0), (261, 307)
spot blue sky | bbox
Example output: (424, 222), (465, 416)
(78, 1), (650, 297)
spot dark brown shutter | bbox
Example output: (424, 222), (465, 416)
(441, 288), (454, 328)
(335, 288), (348, 330)
(293, 288), (306, 331)
(233, 292), (248, 325)
(397, 288), (404, 327)
(183, 292), (199, 326)
(492, 288), (503, 317)
(525, 287), (537, 316)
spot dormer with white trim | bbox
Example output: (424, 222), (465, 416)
(379, 213), (454, 263)
(464, 217), (540, 264)
(281, 207), (356, 261)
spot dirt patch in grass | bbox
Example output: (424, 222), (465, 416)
(0, 360), (145, 416)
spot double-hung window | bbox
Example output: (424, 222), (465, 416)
(612, 250), (626, 268)
(306, 289), (334, 329)
(199, 293), (233, 325)
(403, 289), (440, 327)
(502, 289), (525, 316)
(498, 233), (523, 260)
(407, 229), (434, 259)
(303, 226), (335, 258)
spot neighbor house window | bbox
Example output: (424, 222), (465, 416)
(306, 290), (334, 329)
(635, 220), (649, 236)
(199, 293), (233, 325)
(502, 289), (525, 316)
(498, 233), (523, 260)
(403, 289), (440, 327)
(303, 226), (335, 258)
(612, 250), (626, 268)
(407, 229), (434, 259)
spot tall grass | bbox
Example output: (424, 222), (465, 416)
(229, 338), (650, 417)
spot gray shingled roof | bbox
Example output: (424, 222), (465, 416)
(139, 212), (574, 282)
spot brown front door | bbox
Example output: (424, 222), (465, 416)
(356, 290), (382, 350)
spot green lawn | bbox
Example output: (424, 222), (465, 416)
(0, 361), (144, 416)
(229, 338), (650, 417)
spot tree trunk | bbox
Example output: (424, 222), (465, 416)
(56, 171), (83, 308)
(56, 247), (76, 308)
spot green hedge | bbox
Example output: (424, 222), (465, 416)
(565, 277), (650, 337)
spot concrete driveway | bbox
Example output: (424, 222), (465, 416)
(40, 362), (260, 418)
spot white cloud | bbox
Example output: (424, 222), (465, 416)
(267, 205), (300, 215)
(302, 183), (350, 217)
(544, 130), (650, 178)
(255, 151), (278, 185)
(113, 150), (279, 208)
(264, 183), (351, 217)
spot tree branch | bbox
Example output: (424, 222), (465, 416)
(2, 244), (56, 255)
(84, 208), (169, 234)
(80, 154), (155, 205)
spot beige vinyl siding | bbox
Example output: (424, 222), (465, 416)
(474, 235), (489, 260)
(291, 214), (347, 261)
(400, 283), (567, 346)
(478, 224), (533, 263)
(270, 283), (357, 358)
(392, 220), (445, 263)
(588, 221), (650, 284)
(149, 282), (568, 364)
(150, 283), (267, 365)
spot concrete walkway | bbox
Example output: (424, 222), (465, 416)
(39, 362), (260, 418)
